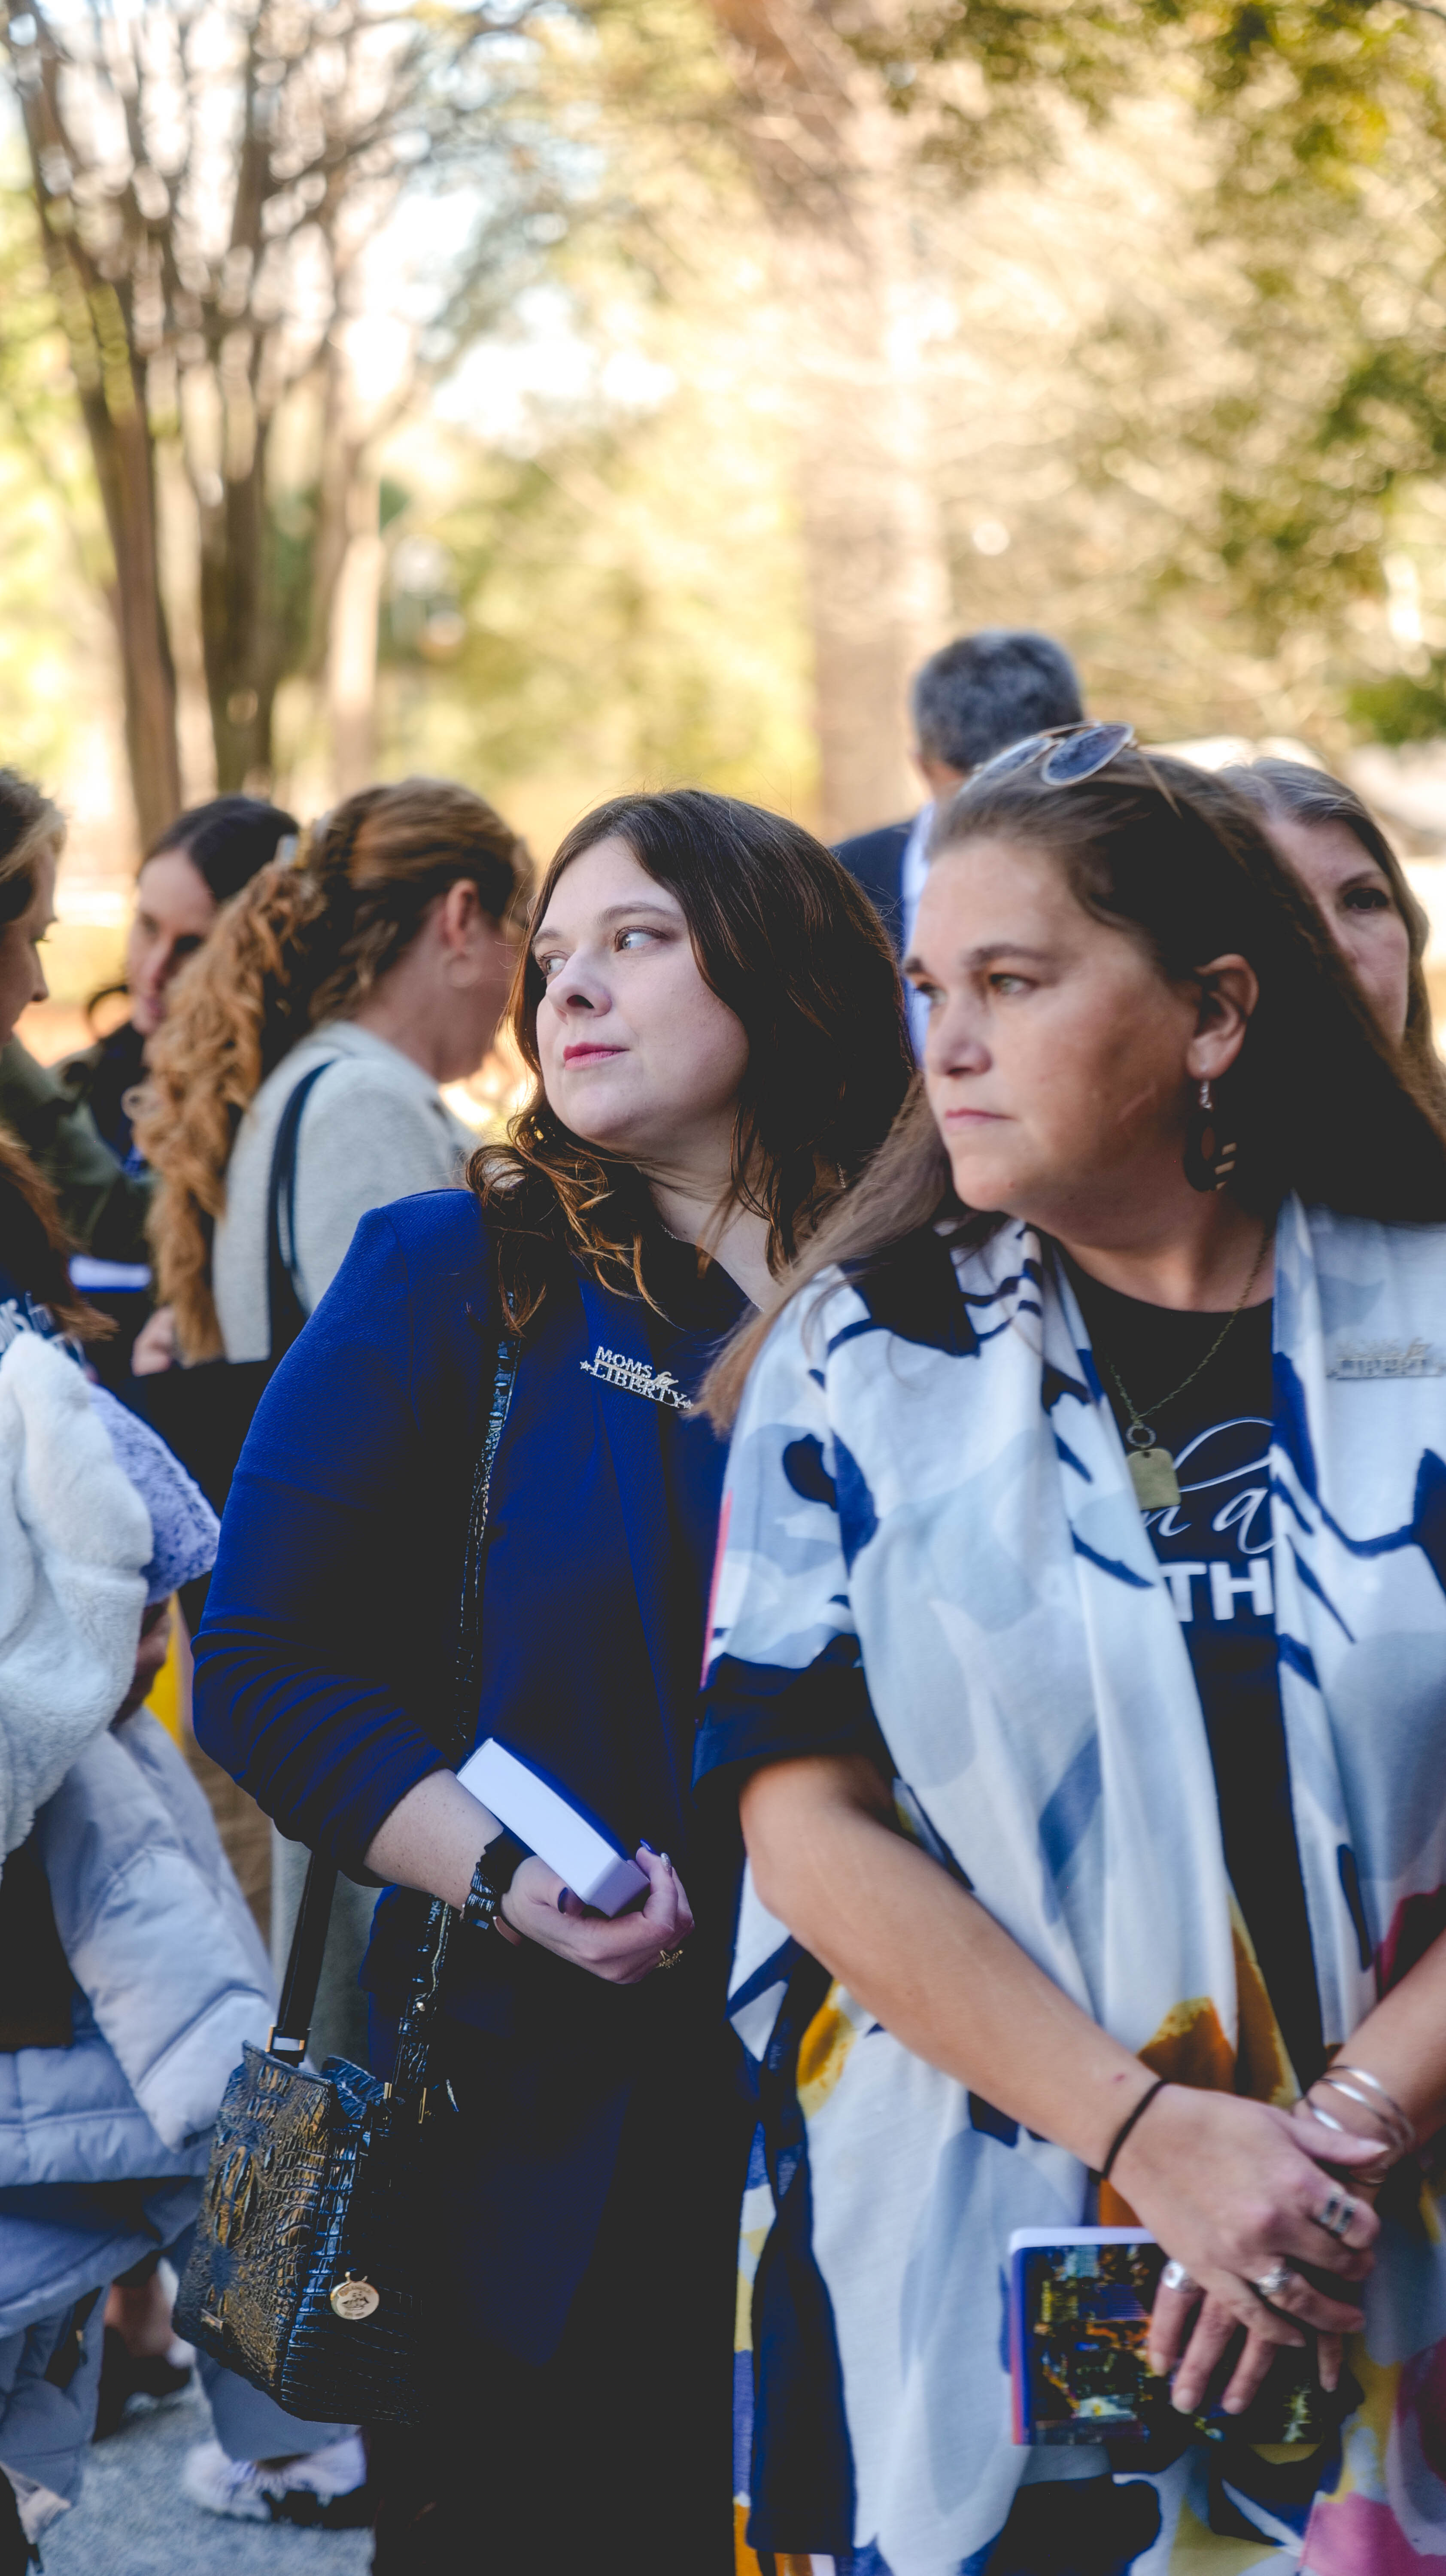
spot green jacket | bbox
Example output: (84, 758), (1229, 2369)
(0, 1039), (153, 1266)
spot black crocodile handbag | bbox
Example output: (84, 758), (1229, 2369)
(173, 1333), (519, 2427)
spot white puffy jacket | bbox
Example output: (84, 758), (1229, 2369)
(0, 1332), (149, 1861)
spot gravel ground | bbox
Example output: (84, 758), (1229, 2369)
(42, 2382), (371, 2576)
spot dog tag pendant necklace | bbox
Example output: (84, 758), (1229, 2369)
(1123, 1430), (1181, 1510)
(1094, 1227), (1270, 1513)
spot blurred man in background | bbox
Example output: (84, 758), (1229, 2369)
(835, 628), (1084, 1050)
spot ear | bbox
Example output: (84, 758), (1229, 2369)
(1185, 954), (1258, 1084)
(915, 753), (967, 802)
(437, 879), (480, 953)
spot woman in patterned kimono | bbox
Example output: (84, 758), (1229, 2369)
(699, 730), (1446, 2576)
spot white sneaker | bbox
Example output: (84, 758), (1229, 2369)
(181, 2433), (370, 2528)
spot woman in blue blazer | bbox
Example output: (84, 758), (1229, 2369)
(192, 788), (911, 2574)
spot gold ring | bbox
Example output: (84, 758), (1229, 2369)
(656, 1946), (684, 1970)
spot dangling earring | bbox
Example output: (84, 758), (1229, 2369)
(1183, 1078), (1237, 1193)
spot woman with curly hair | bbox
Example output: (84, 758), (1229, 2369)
(135, 775), (526, 1382)
(191, 788), (913, 2573)
(133, 775), (526, 2089)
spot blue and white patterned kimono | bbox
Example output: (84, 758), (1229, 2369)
(698, 1199), (1446, 2576)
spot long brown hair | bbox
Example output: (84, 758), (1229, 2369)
(1222, 756), (1446, 1112)
(706, 750), (1446, 1423)
(138, 776), (530, 1358)
(0, 769), (109, 1342)
(472, 787), (913, 1334)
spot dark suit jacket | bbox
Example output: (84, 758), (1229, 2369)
(832, 816), (913, 956)
(194, 1189), (747, 2360)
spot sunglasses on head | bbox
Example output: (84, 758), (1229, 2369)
(969, 720), (1136, 790)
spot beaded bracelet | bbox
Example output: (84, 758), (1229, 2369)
(461, 1850), (503, 1935)
(460, 1831), (534, 1936)
(480, 1828), (532, 1898)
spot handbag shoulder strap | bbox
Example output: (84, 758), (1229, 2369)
(265, 1057), (338, 1365)
(448, 1325), (521, 1763)
(383, 1313), (521, 2099)
(268, 1290), (520, 2067)
(270, 1850), (339, 2063)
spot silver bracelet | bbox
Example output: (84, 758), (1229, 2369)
(1333, 2065), (1416, 2149)
(1309, 2072), (1413, 2162)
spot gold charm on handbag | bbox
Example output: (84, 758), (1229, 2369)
(329, 2274), (380, 2321)
(1126, 1438), (1181, 1509)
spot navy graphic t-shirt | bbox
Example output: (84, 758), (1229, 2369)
(1067, 1264), (1324, 2089)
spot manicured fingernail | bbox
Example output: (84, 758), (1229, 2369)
(558, 1888), (573, 1912)
(639, 1840), (656, 1854)
(1172, 2389), (1194, 2414)
(660, 1852), (673, 1869)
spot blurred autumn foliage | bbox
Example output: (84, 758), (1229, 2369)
(2, 0), (1446, 857)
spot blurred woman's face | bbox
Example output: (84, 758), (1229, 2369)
(0, 846), (57, 1051)
(127, 848), (217, 1037)
(531, 835), (748, 1171)
(908, 835), (1244, 1238)
(1264, 813), (1411, 1044)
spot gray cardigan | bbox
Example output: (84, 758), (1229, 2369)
(212, 1021), (474, 1362)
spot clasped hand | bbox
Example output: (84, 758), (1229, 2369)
(1110, 2087), (1384, 2416)
(495, 1843), (695, 1985)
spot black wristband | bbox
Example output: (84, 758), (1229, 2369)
(481, 1828), (532, 1897)
(461, 1849), (503, 1935)
(1100, 2076), (1170, 2182)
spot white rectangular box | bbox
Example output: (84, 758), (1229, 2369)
(455, 1737), (649, 1917)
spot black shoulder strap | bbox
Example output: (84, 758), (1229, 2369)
(270, 1850), (340, 2063)
(265, 1058), (337, 1366)
(269, 1312), (521, 2066)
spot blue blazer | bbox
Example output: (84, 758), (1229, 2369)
(833, 818), (911, 957)
(193, 1189), (747, 2356)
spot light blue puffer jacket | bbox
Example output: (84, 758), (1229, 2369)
(0, 1707), (273, 2337)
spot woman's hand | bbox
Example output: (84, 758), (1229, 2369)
(498, 1844), (694, 1986)
(1111, 2087), (1383, 2415)
(131, 1304), (177, 1377)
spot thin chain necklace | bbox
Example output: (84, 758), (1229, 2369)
(1091, 1227), (1272, 1510)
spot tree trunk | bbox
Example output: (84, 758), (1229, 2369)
(16, 55), (181, 848)
(784, 195), (947, 836)
(156, 445), (219, 805)
(701, 0), (949, 839)
(69, 353), (182, 849)
(199, 410), (274, 792)
(326, 466), (383, 799)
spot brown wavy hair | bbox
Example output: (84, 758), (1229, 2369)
(472, 787), (913, 1333)
(137, 776), (529, 1357)
(706, 749), (1446, 1424)
(1221, 756), (1446, 1113)
(0, 769), (108, 1340)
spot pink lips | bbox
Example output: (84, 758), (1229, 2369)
(562, 1043), (625, 1067)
